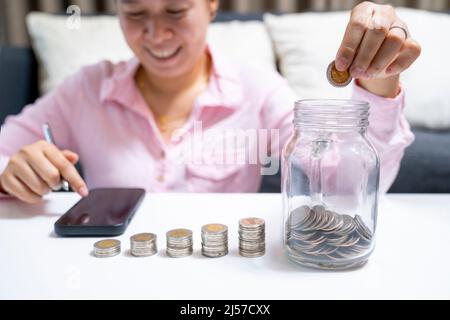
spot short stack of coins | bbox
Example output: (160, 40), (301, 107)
(201, 224), (228, 258)
(130, 233), (158, 257)
(166, 229), (193, 258)
(286, 205), (373, 264)
(93, 239), (121, 258)
(239, 218), (266, 257)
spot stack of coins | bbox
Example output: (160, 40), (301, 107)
(130, 233), (158, 257)
(166, 229), (193, 258)
(93, 239), (121, 258)
(239, 218), (266, 258)
(286, 205), (373, 264)
(201, 224), (228, 258)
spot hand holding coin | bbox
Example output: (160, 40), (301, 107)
(334, 2), (421, 81)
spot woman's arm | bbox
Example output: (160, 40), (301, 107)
(352, 81), (415, 194)
(0, 71), (87, 201)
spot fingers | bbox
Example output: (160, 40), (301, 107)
(0, 173), (42, 204)
(20, 142), (88, 196)
(12, 157), (51, 197)
(43, 144), (88, 196)
(336, 3), (420, 80)
(349, 6), (393, 78)
(385, 38), (421, 76)
(365, 26), (406, 77)
(62, 150), (79, 165)
(1, 142), (88, 203)
(335, 1), (373, 71)
(20, 146), (65, 191)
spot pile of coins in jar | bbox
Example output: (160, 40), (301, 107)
(285, 205), (373, 267)
(92, 218), (265, 259)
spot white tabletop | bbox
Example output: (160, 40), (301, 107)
(0, 193), (449, 300)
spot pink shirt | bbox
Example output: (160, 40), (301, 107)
(0, 45), (414, 196)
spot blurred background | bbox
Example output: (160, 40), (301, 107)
(1, 0), (450, 193)
(1, 0), (449, 46)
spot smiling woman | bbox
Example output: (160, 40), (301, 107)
(118, 0), (215, 74)
(116, 0), (218, 141)
(0, 0), (419, 204)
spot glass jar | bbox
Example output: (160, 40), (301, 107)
(282, 100), (379, 270)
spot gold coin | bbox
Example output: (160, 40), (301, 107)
(94, 239), (120, 249)
(327, 61), (352, 87)
(167, 229), (192, 238)
(203, 224), (227, 233)
(131, 233), (156, 242)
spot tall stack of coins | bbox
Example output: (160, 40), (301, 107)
(201, 224), (228, 258)
(130, 233), (158, 257)
(166, 229), (193, 258)
(239, 218), (266, 258)
(286, 205), (373, 267)
(93, 239), (121, 258)
(326, 60), (352, 87)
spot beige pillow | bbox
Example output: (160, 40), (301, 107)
(26, 12), (276, 95)
(264, 8), (450, 129)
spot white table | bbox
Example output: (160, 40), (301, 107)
(0, 193), (449, 300)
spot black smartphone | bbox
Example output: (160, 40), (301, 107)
(54, 188), (146, 237)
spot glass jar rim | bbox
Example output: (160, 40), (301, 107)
(294, 99), (370, 131)
(294, 99), (369, 111)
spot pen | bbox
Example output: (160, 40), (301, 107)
(42, 123), (70, 192)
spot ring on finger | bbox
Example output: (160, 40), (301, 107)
(389, 25), (408, 40)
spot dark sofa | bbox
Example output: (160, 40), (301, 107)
(1, 12), (449, 193)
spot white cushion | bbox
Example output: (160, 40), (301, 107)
(26, 14), (133, 94)
(207, 20), (276, 74)
(26, 13), (276, 95)
(264, 8), (450, 129)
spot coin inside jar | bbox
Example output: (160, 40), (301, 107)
(327, 60), (352, 87)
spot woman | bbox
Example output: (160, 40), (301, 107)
(0, 0), (421, 203)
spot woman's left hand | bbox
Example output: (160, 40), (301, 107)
(335, 2), (421, 96)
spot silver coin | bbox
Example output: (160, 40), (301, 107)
(288, 205), (311, 228)
(354, 215), (373, 240)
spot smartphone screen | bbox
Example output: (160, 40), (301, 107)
(54, 188), (145, 237)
